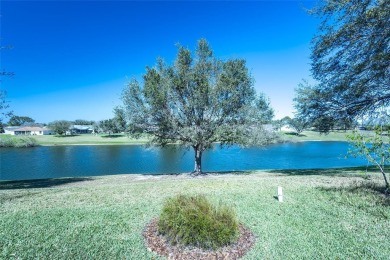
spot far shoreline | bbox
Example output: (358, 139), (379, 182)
(38, 139), (343, 147)
(1, 130), (351, 147)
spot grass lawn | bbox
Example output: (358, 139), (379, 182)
(25, 134), (149, 146)
(1, 169), (389, 259)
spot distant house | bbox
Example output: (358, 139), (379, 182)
(263, 124), (275, 132)
(3, 126), (20, 135)
(69, 125), (94, 134)
(280, 125), (295, 133)
(4, 126), (53, 135)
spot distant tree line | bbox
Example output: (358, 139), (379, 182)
(0, 106), (128, 136)
(46, 107), (127, 136)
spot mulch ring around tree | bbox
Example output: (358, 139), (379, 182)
(143, 218), (256, 260)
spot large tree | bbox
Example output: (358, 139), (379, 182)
(122, 39), (275, 174)
(296, 0), (389, 127)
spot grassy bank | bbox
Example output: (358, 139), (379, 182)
(1, 131), (349, 147)
(24, 134), (149, 146)
(1, 169), (388, 259)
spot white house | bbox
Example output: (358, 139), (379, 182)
(3, 126), (20, 135)
(4, 126), (53, 135)
(280, 125), (296, 133)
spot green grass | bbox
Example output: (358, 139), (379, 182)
(1, 169), (389, 259)
(23, 134), (149, 146)
(282, 130), (351, 142)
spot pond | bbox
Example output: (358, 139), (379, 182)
(0, 141), (370, 180)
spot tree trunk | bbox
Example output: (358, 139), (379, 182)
(193, 145), (203, 175)
(379, 159), (389, 195)
(380, 168), (389, 194)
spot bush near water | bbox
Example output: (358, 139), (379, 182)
(158, 194), (239, 250)
(0, 135), (38, 147)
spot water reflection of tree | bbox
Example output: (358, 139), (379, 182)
(157, 145), (190, 174)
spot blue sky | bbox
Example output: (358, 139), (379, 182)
(1, 0), (318, 123)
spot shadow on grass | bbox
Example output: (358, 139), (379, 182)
(319, 182), (388, 197)
(0, 191), (43, 202)
(206, 170), (253, 175)
(54, 134), (80, 138)
(283, 132), (307, 137)
(0, 177), (93, 190)
(268, 166), (380, 177)
(101, 134), (126, 138)
(317, 182), (390, 206)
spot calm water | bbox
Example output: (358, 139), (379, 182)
(0, 142), (369, 180)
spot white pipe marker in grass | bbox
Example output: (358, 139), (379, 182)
(278, 186), (283, 202)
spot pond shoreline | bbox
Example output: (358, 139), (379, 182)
(1, 142), (368, 181)
(1, 130), (350, 147)
(38, 139), (332, 147)
(0, 166), (380, 185)
(40, 143), (145, 146)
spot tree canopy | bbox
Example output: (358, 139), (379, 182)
(98, 119), (120, 136)
(122, 39), (275, 174)
(295, 0), (389, 127)
(48, 120), (71, 135)
(0, 90), (12, 125)
(73, 119), (95, 125)
(287, 117), (309, 135)
(1, 45), (14, 130)
(8, 115), (35, 126)
(113, 107), (126, 133)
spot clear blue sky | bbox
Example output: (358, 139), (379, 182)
(1, 0), (318, 123)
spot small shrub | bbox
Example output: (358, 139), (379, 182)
(15, 136), (38, 147)
(158, 195), (239, 249)
(0, 135), (16, 147)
